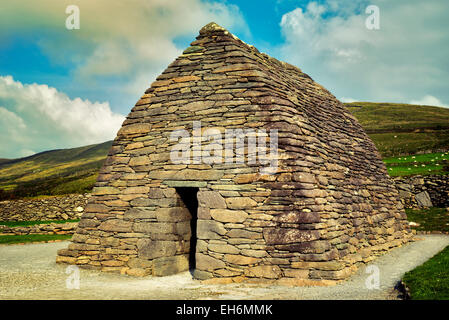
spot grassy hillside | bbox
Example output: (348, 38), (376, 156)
(345, 102), (449, 157)
(0, 141), (112, 200)
(0, 102), (448, 199)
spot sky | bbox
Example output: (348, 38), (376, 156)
(0, 0), (448, 158)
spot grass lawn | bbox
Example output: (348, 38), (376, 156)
(403, 207), (449, 299)
(402, 245), (449, 300)
(405, 208), (449, 233)
(383, 151), (449, 176)
(0, 219), (79, 227)
(0, 234), (72, 245)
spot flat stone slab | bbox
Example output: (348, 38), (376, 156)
(0, 234), (448, 300)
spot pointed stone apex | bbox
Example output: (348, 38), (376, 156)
(199, 22), (229, 36)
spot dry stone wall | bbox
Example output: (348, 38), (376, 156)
(0, 194), (88, 221)
(56, 23), (412, 285)
(394, 175), (449, 208)
(0, 222), (77, 236)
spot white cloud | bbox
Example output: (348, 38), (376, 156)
(340, 97), (358, 103)
(410, 95), (448, 108)
(0, 1), (249, 158)
(0, 106), (29, 156)
(279, 0), (449, 105)
(0, 0), (249, 100)
(0, 75), (125, 159)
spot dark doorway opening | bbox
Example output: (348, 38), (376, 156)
(175, 187), (199, 272)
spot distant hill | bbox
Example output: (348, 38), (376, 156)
(345, 102), (449, 157)
(0, 102), (448, 199)
(0, 141), (113, 199)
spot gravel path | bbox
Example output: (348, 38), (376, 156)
(1, 234), (448, 300)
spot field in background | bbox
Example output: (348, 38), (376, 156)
(384, 152), (449, 176)
(345, 102), (449, 157)
(0, 141), (112, 199)
(0, 102), (448, 199)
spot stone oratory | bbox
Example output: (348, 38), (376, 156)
(57, 23), (412, 285)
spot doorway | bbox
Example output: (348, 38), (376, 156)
(175, 187), (199, 271)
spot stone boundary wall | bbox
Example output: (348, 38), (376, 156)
(393, 175), (449, 208)
(0, 222), (77, 236)
(0, 194), (89, 221)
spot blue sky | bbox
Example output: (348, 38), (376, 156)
(0, 0), (448, 158)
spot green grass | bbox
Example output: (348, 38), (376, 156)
(402, 245), (449, 299)
(383, 151), (449, 176)
(405, 208), (449, 232)
(384, 152), (449, 164)
(49, 173), (99, 195)
(0, 219), (79, 227)
(0, 234), (72, 244)
(345, 102), (449, 157)
(345, 102), (449, 132)
(402, 208), (449, 299)
(369, 131), (449, 157)
(0, 141), (112, 200)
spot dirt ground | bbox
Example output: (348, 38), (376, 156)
(1, 234), (448, 300)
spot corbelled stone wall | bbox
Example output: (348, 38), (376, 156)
(57, 23), (411, 285)
(0, 194), (88, 221)
(394, 175), (449, 208)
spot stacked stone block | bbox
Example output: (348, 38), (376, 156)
(394, 174), (449, 208)
(0, 194), (87, 221)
